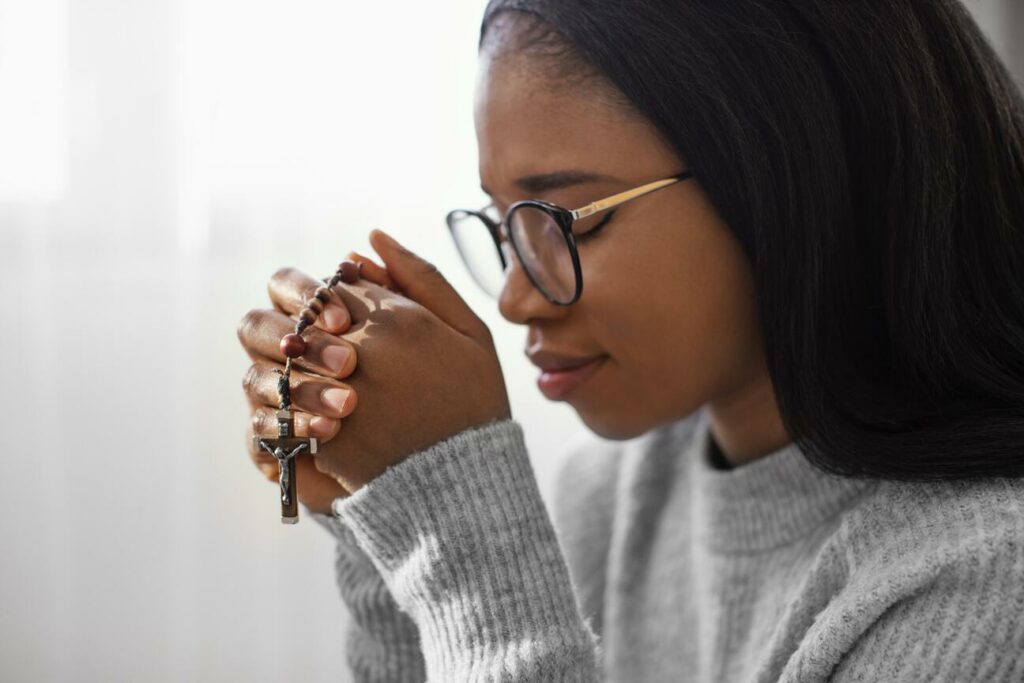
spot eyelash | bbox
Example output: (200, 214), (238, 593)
(574, 209), (617, 243)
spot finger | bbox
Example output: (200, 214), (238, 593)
(245, 421), (350, 501)
(268, 266), (352, 334)
(248, 412), (340, 477)
(242, 358), (358, 419)
(237, 307), (357, 379)
(247, 423), (281, 481)
(345, 250), (400, 292)
(250, 405), (341, 444)
(250, 422), (334, 486)
(368, 228), (490, 341)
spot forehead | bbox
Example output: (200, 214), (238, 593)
(473, 51), (669, 198)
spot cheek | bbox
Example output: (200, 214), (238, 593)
(581, 208), (761, 419)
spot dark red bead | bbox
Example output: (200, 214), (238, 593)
(338, 260), (363, 284)
(280, 333), (307, 358)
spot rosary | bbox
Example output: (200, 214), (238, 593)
(251, 258), (364, 524)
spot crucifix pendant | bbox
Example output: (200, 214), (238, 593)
(252, 408), (319, 524)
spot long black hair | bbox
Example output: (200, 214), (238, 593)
(479, 0), (1024, 481)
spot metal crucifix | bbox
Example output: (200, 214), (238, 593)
(253, 408), (319, 524)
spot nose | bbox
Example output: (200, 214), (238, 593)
(496, 239), (569, 324)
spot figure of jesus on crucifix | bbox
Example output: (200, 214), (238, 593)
(260, 441), (309, 506)
(252, 408), (319, 524)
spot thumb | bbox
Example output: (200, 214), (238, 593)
(368, 228), (488, 340)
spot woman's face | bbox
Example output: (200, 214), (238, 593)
(473, 44), (783, 453)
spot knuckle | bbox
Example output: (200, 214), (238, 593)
(251, 408), (265, 434)
(271, 266), (297, 286)
(242, 363), (263, 397)
(415, 257), (440, 278)
(407, 309), (435, 337)
(236, 308), (262, 343)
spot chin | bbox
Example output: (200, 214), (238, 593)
(576, 411), (654, 441)
(574, 392), (706, 442)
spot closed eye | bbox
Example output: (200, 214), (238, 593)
(573, 209), (617, 243)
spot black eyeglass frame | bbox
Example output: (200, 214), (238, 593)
(445, 169), (695, 306)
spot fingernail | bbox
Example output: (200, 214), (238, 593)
(322, 387), (351, 413)
(322, 344), (350, 373)
(322, 303), (348, 329)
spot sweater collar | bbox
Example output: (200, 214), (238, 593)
(682, 408), (877, 554)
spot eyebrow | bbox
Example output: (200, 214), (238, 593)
(480, 169), (620, 200)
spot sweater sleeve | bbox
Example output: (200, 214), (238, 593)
(827, 573), (1019, 683)
(307, 508), (426, 682)
(330, 417), (604, 682)
(802, 480), (1024, 683)
(827, 569), (1024, 682)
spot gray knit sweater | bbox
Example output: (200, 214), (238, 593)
(308, 407), (1024, 681)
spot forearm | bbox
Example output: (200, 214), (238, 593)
(331, 419), (603, 681)
(309, 510), (427, 682)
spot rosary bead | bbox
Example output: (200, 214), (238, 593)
(280, 333), (307, 358)
(338, 260), (363, 284)
(313, 286), (332, 303)
(299, 308), (318, 324)
(306, 297), (324, 315)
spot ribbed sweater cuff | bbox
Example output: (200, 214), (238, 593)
(332, 418), (601, 681)
(307, 508), (426, 681)
(309, 507), (355, 542)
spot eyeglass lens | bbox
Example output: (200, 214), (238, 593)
(448, 205), (576, 304)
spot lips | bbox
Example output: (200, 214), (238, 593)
(526, 348), (606, 372)
(535, 355), (607, 401)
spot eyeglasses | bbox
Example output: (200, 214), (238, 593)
(445, 169), (694, 305)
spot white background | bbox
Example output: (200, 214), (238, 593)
(0, 1), (1019, 680)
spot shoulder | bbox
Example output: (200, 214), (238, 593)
(841, 475), (1024, 573)
(836, 476), (1024, 621)
(790, 476), (1024, 681)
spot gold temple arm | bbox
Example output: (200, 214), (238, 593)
(570, 172), (691, 220)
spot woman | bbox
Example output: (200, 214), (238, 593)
(237, 0), (1024, 680)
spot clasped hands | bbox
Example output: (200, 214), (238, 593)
(237, 229), (512, 515)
